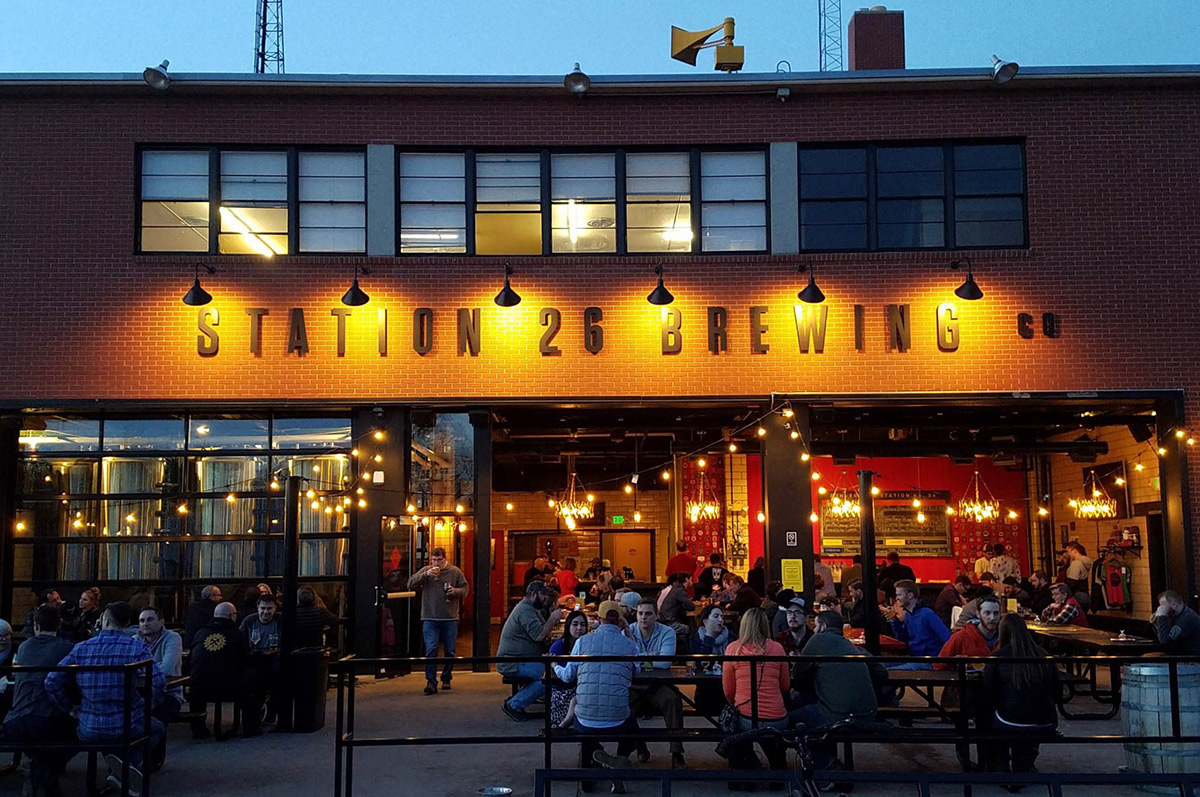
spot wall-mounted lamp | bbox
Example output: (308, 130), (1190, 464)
(647, 264), (675, 306)
(991, 54), (1019, 85)
(950, 258), (984, 301)
(564, 63), (590, 97)
(494, 264), (521, 307)
(797, 263), (825, 304)
(775, 87), (791, 103)
(341, 265), (371, 307)
(143, 59), (171, 91)
(182, 263), (215, 306)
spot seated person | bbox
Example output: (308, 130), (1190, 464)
(1001, 576), (1032, 607)
(886, 580), (951, 669)
(548, 610), (591, 729)
(241, 594), (284, 722)
(60, 587), (102, 644)
(1026, 571), (1054, 615)
(658, 572), (695, 636)
(499, 582), (563, 722)
(293, 586), (338, 648)
(846, 581), (879, 630)
(688, 605), (730, 714)
(695, 554), (728, 600)
(5, 606), (75, 795)
(983, 615), (1058, 774)
(239, 583), (274, 619)
(934, 576), (971, 629)
(626, 600), (686, 768)
(189, 602), (264, 738)
(1153, 589), (1200, 655)
(952, 578), (997, 632)
(729, 580), (763, 616)
(582, 557), (609, 581)
(1039, 583), (1088, 627)
(136, 606), (182, 771)
(935, 595), (1001, 667)
(21, 588), (62, 636)
(775, 599), (811, 656)
(814, 594), (841, 614)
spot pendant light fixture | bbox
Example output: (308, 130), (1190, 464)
(1069, 470), (1118, 519)
(182, 264), (216, 306)
(950, 258), (984, 301)
(493, 264), (521, 307)
(958, 465), (1001, 521)
(797, 263), (826, 304)
(647, 264), (675, 306)
(341, 265), (371, 307)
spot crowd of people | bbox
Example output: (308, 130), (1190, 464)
(0, 583), (338, 796)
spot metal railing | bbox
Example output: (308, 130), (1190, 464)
(0, 658), (156, 797)
(331, 652), (1200, 797)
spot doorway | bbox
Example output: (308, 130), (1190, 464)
(602, 531), (654, 582)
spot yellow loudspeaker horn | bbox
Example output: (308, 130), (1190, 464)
(670, 21), (727, 66)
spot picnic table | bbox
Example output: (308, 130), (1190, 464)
(844, 627), (908, 654)
(1028, 620), (1158, 719)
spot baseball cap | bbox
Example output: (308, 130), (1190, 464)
(786, 597), (807, 612)
(619, 591), (642, 611)
(526, 581), (552, 597)
(598, 600), (623, 621)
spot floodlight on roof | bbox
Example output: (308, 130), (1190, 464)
(143, 60), (171, 91)
(991, 55), (1019, 85)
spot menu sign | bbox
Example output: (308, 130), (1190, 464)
(819, 491), (953, 556)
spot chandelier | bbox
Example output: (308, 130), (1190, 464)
(958, 468), (1001, 522)
(556, 458), (593, 529)
(829, 488), (861, 518)
(1070, 471), (1117, 519)
(685, 460), (721, 522)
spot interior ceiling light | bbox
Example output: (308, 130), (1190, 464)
(950, 258), (984, 301)
(797, 263), (826, 304)
(991, 54), (1019, 85)
(182, 263), (216, 306)
(1070, 470), (1118, 519)
(685, 460), (721, 522)
(219, 206), (283, 257)
(958, 466), (1001, 522)
(564, 62), (590, 96)
(143, 59), (171, 90)
(341, 265), (371, 307)
(647, 264), (675, 306)
(555, 456), (593, 523)
(494, 264), (521, 307)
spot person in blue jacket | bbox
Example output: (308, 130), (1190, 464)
(887, 580), (950, 669)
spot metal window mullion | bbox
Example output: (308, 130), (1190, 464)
(465, 151), (477, 256)
(208, 148), (220, 255)
(690, 149), (702, 251)
(865, 145), (878, 251)
(615, 150), (627, 255)
(540, 151), (551, 256)
(288, 148), (300, 255)
(945, 143), (956, 249)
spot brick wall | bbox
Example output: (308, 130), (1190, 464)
(1, 79), (1199, 580)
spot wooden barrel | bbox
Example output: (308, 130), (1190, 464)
(1122, 662), (1200, 789)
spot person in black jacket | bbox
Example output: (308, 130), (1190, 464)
(183, 584), (223, 648)
(747, 557), (767, 599)
(294, 585), (338, 648)
(877, 551), (916, 584)
(982, 614), (1058, 776)
(189, 602), (264, 738)
(694, 554), (727, 600)
(1026, 571), (1054, 616)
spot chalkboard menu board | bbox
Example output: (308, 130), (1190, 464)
(819, 491), (953, 556)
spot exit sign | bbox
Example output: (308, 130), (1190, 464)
(611, 515), (625, 525)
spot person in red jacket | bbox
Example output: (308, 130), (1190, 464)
(1039, 583), (1089, 627)
(664, 541), (698, 585)
(935, 595), (1002, 669)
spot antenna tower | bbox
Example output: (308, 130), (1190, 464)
(818, 0), (844, 71)
(254, 0), (285, 74)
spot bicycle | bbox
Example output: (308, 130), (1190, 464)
(723, 716), (888, 797)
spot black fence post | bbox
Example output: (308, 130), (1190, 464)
(278, 474), (302, 731)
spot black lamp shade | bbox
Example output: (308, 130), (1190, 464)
(182, 277), (212, 306)
(955, 272), (984, 301)
(647, 275), (674, 306)
(494, 276), (521, 307)
(341, 277), (370, 307)
(798, 274), (825, 304)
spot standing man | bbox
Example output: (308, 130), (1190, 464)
(878, 551), (916, 584)
(665, 541), (697, 585)
(988, 544), (1021, 583)
(813, 556), (836, 602)
(840, 556), (863, 592)
(523, 556), (550, 588)
(46, 602), (166, 796)
(1063, 543), (1093, 597)
(626, 600), (686, 769)
(407, 546), (469, 695)
(1152, 590), (1200, 655)
(886, 580), (950, 668)
(183, 584), (223, 648)
(5, 606), (75, 796)
(499, 581), (563, 721)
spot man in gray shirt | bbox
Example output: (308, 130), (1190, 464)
(4, 605), (75, 795)
(407, 546), (469, 695)
(499, 581), (563, 721)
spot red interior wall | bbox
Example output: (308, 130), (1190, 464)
(811, 456), (1030, 583)
(490, 530), (507, 619)
(747, 454), (764, 566)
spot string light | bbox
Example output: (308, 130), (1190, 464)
(1158, 446), (1167, 456)
(697, 458), (707, 469)
(351, 448), (359, 457)
(781, 407), (794, 418)
(633, 510), (642, 523)
(312, 465), (321, 473)
(458, 522), (467, 532)
(407, 503), (416, 513)
(306, 489), (316, 499)
(586, 493), (595, 503)
(817, 486), (828, 496)
(270, 479), (280, 490)
(800, 452), (810, 462)
(912, 497), (922, 508)
(14, 522), (25, 532)
(505, 502), (514, 511)
(1115, 476), (1126, 486)
(870, 486), (880, 496)
(547, 498), (557, 508)
(811, 472), (821, 481)
(225, 494), (236, 504)
(177, 503), (188, 514)
(790, 430), (800, 440)
(808, 512), (819, 523)
(373, 431), (384, 441)
(728, 442), (738, 453)
(310, 500), (320, 510)
(916, 511), (926, 523)
(358, 499), (367, 508)
(455, 504), (465, 514)
(756, 427), (767, 437)
(757, 511), (766, 522)
(1007, 509), (1019, 520)
(623, 484), (633, 494)
(660, 469), (671, 481)
(1038, 507), (1049, 517)
(373, 453), (383, 463)
(1176, 430), (1186, 439)
(1135, 462), (1145, 472)
(356, 487), (364, 495)
(945, 506), (956, 516)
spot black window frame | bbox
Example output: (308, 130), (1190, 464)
(135, 144), (369, 257)
(799, 139), (1028, 253)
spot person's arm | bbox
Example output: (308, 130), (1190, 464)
(889, 614), (908, 642)
(406, 567), (430, 590)
(160, 631), (183, 677)
(933, 632), (958, 671)
(554, 637), (580, 682)
(452, 569), (469, 599)
(929, 612), (951, 646)
(522, 606), (561, 643)
(775, 648), (790, 692)
(721, 657), (738, 704)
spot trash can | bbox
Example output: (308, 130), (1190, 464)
(291, 647), (330, 733)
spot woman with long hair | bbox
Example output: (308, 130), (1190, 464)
(548, 610), (591, 728)
(982, 614), (1058, 776)
(722, 607), (791, 787)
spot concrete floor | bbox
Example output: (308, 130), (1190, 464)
(0, 670), (1142, 797)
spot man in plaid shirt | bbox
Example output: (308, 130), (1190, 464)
(1038, 583), (1089, 627)
(46, 602), (166, 793)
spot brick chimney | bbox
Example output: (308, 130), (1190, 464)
(847, 6), (905, 71)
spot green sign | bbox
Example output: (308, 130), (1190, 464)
(611, 515), (625, 525)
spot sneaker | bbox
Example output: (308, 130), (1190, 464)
(671, 752), (687, 770)
(592, 750), (634, 770)
(610, 781), (626, 795)
(501, 700), (529, 722)
(441, 680), (452, 690)
(634, 746), (650, 764)
(103, 755), (143, 797)
(424, 681), (438, 696)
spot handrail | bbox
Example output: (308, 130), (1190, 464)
(332, 652), (1200, 797)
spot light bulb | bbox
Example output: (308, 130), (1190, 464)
(407, 503), (416, 513)
(325, 506), (333, 515)
(1038, 507), (1049, 516)
(817, 486), (827, 495)
(916, 511), (926, 523)
(946, 507), (955, 516)
(790, 430), (800, 440)
(306, 489), (315, 499)
(358, 499), (367, 508)
(800, 452), (810, 461)
(373, 431), (384, 441)
(1092, 489), (1101, 498)
(458, 522), (467, 532)
(356, 487), (364, 495)
(811, 472), (821, 481)
(1115, 477), (1125, 485)
(1189, 438), (1195, 446)
(756, 427), (767, 437)
(697, 458), (707, 469)
(177, 503), (188, 514)
(312, 465), (321, 473)
(455, 504), (465, 514)
(870, 486), (880, 496)
(756, 511), (766, 523)
(782, 408), (794, 418)
(1176, 430), (1186, 439)
(728, 442), (738, 453)
(362, 471), (371, 480)
(912, 498), (922, 508)
(15, 522), (25, 532)
(586, 493), (595, 502)
(505, 502), (514, 511)
(624, 484), (633, 494)
(809, 512), (819, 523)
(225, 494), (236, 504)
(548, 498), (557, 508)
(125, 513), (136, 523)
(1159, 447), (1168, 456)
(1007, 510), (1018, 519)
(661, 469), (671, 481)
(374, 454), (383, 463)
(564, 516), (576, 530)
(351, 448), (359, 457)
(633, 510), (642, 522)
(1135, 462), (1145, 472)
(270, 479), (280, 490)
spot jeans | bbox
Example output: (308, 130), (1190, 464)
(3, 714), (77, 788)
(506, 661), (546, 712)
(79, 717), (165, 770)
(888, 661), (934, 671)
(422, 620), (458, 684)
(729, 714), (788, 771)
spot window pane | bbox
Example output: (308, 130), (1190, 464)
(801, 201), (867, 225)
(626, 153), (690, 198)
(21, 419), (100, 453)
(140, 225), (211, 253)
(219, 205), (288, 255)
(300, 227), (366, 253)
(141, 151), (209, 200)
(194, 456), (270, 493)
(802, 224), (868, 250)
(954, 197), (1024, 222)
(400, 177), (465, 203)
(103, 419), (185, 451)
(300, 201), (366, 253)
(954, 144), (1022, 171)
(701, 203), (767, 228)
(878, 222), (944, 248)
(401, 153), (466, 177)
(877, 171), (944, 197)
(475, 212), (542, 255)
(955, 220), (1024, 247)
(877, 147), (943, 172)
(701, 151), (765, 177)
(877, 198), (944, 224)
(411, 413), (474, 513)
(190, 418), (269, 450)
(19, 460), (97, 496)
(701, 226), (767, 252)
(220, 152), (287, 202)
(476, 154), (541, 204)
(700, 176), (766, 201)
(800, 148), (866, 174)
(627, 228), (694, 252)
(272, 417), (352, 450)
(955, 169), (1024, 196)
(800, 174), (867, 199)
(142, 176), (209, 200)
(551, 201), (616, 253)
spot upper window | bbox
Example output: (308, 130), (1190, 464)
(800, 141), (1025, 252)
(551, 154), (616, 253)
(700, 152), (767, 252)
(475, 153), (542, 255)
(138, 148), (366, 255)
(626, 152), (692, 253)
(398, 153), (466, 253)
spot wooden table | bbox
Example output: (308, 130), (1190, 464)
(1028, 621), (1158, 719)
(845, 628), (908, 654)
